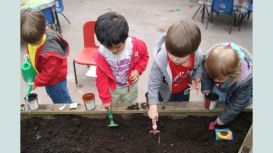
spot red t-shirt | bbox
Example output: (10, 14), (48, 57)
(168, 53), (195, 94)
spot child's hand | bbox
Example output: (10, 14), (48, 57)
(208, 117), (225, 130)
(188, 79), (201, 94)
(23, 54), (29, 60)
(216, 117), (224, 125)
(129, 70), (140, 83)
(103, 103), (111, 110)
(27, 82), (37, 90)
(148, 104), (158, 121)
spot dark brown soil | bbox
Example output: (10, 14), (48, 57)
(21, 113), (252, 153)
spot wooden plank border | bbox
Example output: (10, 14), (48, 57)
(21, 102), (252, 115)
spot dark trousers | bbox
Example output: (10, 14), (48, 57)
(169, 88), (190, 102)
(145, 88), (190, 103)
(45, 79), (73, 103)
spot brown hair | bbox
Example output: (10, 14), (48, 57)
(165, 21), (201, 57)
(21, 9), (46, 44)
(206, 46), (241, 81)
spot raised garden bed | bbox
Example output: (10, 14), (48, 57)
(21, 112), (252, 153)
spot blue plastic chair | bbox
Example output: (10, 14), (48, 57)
(56, 0), (71, 24)
(41, 8), (55, 25)
(206, 0), (236, 33)
(212, 0), (233, 14)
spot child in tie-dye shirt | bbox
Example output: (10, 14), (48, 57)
(94, 12), (149, 109)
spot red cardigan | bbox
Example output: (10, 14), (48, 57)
(27, 29), (70, 87)
(95, 37), (149, 104)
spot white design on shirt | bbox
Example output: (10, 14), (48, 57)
(99, 37), (133, 86)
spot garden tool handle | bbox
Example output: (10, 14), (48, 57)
(107, 105), (114, 120)
(209, 120), (217, 130)
(152, 119), (157, 130)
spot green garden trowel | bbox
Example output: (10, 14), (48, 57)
(107, 105), (118, 127)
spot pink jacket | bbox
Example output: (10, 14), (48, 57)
(95, 37), (149, 104)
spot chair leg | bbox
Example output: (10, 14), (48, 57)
(56, 23), (63, 36)
(206, 9), (213, 29)
(201, 5), (205, 23)
(53, 9), (62, 34)
(192, 5), (202, 19)
(206, 12), (211, 29)
(61, 13), (71, 24)
(247, 12), (251, 19)
(238, 14), (247, 31)
(247, 11), (251, 19)
(205, 5), (211, 21)
(229, 14), (237, 34)
(236, 14), (241, 26)
(210, 9), (214, 22)
(73, 60), (78, 84)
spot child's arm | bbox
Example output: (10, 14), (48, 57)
(200, 59), (214, 95)
(192, 50), (203, 81)
(133, 40), (149, 74)
(147, 61), (164, 105)
(189, 50), (203, 93)
(96, 66), (111, 108)
(217, 79), (252, 124)
(34, 57), (62, 86)
(147, 61), (164, 120)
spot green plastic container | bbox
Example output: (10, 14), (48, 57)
(21, 58), (37, 98)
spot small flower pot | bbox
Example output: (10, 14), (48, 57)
(24, 93), (39, 111)
(82, 93), (96, 110)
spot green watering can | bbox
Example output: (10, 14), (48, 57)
(21, 58), (37, 99)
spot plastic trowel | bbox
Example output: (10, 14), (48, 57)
(150, 119), (160, 144)
(150, 119), (160, 134)
(107, 105), (118, 127)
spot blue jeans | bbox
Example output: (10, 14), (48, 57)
(169, 88), (190, 102)
(45, 79), (72, 103)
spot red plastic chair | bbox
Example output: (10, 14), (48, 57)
(73, 21), (98, 84)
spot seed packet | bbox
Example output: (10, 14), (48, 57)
(215, 128), (233, 140)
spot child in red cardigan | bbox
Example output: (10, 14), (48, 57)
(94, 12), (149, 109)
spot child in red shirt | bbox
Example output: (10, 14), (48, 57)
(147, 21), (203, 121)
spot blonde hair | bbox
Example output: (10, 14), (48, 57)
(21, 9), (46, 44)
(206, 46), (241, 81)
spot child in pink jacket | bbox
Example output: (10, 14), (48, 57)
(94, 12), (149, 109)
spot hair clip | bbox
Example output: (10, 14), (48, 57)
(224, 42), (245, 60)
(227, 43), (232, 48)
